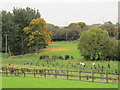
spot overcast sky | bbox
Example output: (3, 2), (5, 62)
(0, 0), (119, 26)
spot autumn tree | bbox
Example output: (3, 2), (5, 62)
(2, 7), (41, 55)
(13, 7), (41, 54)
(23, 18), (52, 54)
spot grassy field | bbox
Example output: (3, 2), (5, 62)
(1, 41), (119, 88)
(2, 77), (118, 88)
(2, 41), (118, 73)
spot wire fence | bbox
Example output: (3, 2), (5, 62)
(0, 67), (120, 84)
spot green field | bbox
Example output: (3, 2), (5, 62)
(1, 41), (119, 88)
(2, 77), (118, 88)
(2, 41), (118, 73)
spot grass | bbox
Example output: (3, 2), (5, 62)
(2, 77), (118, 88)
(1, 41), (119, 88)
(2, 41), (118, 73)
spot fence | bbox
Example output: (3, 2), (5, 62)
(0, 67), (120, 84)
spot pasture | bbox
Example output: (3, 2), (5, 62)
(2, 41), (118, 73)
(1, 41), (119, 88)
(2, 77), (118, 88)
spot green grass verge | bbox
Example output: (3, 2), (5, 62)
(2, 77), (118, 88)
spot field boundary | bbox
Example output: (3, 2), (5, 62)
(1, 67), (120, 84)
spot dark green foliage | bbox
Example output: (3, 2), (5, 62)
(51, 55), (64, 60)
(71, 56), (74, 59)
(78, 27), (118, 61)
(65, 55), (70, 60)
(51, 55), (59, 60)
(2, 7), (41, 56)
(99, 23), (117, 37)
(59, 56), (64, 60)
(40, 55), (49, 60)
(47, 22), (88, 41)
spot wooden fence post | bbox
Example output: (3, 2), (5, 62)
(24, 69), (26, 77)
(14, 69), (16, 76)
(106, 72), (108, 83)
(67, 70), (69, 80)
(34, 69), (36, 77)
(6, 68), (8, 76)
(18, 69), (19, 76)
(79, 70), (81, 80)
(55, 69), (57, 78)
(44, 69), (46, 77)
(92, 72), (94, 82)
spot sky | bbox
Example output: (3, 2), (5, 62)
(0, 0), (119, 27)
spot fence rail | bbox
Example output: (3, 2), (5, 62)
(0, 67), (120, 84)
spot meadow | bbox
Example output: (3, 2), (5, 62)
(1, 41), (119, 88)
(2, 77), (118, 88)
(2, 41), (118, 73)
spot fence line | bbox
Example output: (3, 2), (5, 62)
(0, 67), (120, 84)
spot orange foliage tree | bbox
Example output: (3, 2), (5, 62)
(23, 18), (53, 54)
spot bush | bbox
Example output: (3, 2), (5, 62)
(78, 27), (118, 61)
(71, 56), (74, 59)
(51, 55), (59, 60)
(51, 55), (64, 60)
(59, 56), (64, 60)
(65, 55), (70, 60)
(40, 55), (49, 60)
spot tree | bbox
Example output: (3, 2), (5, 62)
(1, 10), (20, 56)
(2, 7), (41, 55)
(47, 22), (88, 41)
(66, 22), (88, 40)
(68, 22), (86, 28)
(104, 21), (113, 25)
(100, 24), (116, 37)
(78, 22), (86, 28)
(67, 24), (81, 40)
(23, 18), (52, 54)
(47, 24), (64, 41)
(78, 27), (118, 61)
(13, 7), (41, 54)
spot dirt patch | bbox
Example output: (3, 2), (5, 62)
(39, 48), (70, 54)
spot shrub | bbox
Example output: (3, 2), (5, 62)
(59, 56), (64, 60)
(51, 55), (64, 60)
(40, 55), (49, 60)
(51, 55), (59, 60)
(65, 55), (70, 60)
(78, 27), (118, 61)
(71, 56), (74, 59)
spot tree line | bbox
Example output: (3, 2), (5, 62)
(1, 7), (119, 59)
(47, 22), (118, 41)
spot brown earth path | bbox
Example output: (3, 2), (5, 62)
(39, 48), (71, 54)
